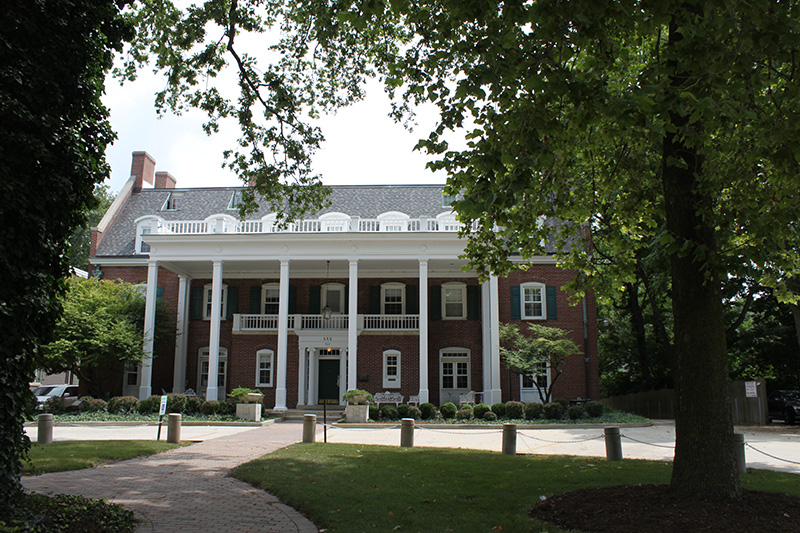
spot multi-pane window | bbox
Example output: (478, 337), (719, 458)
(203, 284), (228, 319)
(442, 283), (466, 319)
(256, 349), (273, 387)
(139, 227), (151, 253)
(382, 283), (405, 315)
(262, 284), (280, 314)
(383, 350), (401, 388)
(522, 362), (548, 389)
(198, 348), (227, 392)
(441, 350), (470, 390)
(322, 283), (345, 314)
(521, 283), (546, 319)
(124, 363), (138, 386)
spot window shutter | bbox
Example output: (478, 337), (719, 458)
(249, 286), (261, 314)
(190, 287), (203, 320)
(309, 286), (321, 314)
(156, 286), (164, 301)
(467, 285), (480, 319)
(510, 286), (521, 319)
(344, 285), (349, 313)
(546, 285), (558, 319)
(289, 286), (297, 314)
(226, 286), (238, 320)
(369, 286), (381, 314)
(430, 284), (442, 320)
(405, 285), (417, 314)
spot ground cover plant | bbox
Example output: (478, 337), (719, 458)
(23, 440), (183, 474)
(232, 443), (800, 532)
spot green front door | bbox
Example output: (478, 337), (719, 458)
(318, 359), (340, 404)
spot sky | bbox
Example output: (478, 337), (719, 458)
(102, 68), (448, 195)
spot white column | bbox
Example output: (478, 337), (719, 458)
(347, 259), (358, 391)
(172, 275), (191, 393)
(139, 260), (158, 400)
(274, 259), (290, 411)
(489, 274), (502, 404)
(418, 259), (429, 404)
(206, 260), (224, 401)
(481, 280), (492, 402)
(297, 345), (308, 407)
(308, 349), (318, 405)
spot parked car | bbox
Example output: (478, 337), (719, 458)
(31, 384), (81, 411)
(767, 390), (800, 425)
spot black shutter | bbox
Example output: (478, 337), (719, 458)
(249, 286), (261, 314)
(405, 285), (417, 314)
(430, 284), (442, 320)
(226, 286), (238, 320)
(467, 285), (480, 319)
(369, 286), (381, 314)
(546, 285), (558, 319)
(289, 285), (297, 314)
(344, 285), (349, 313)
(510, 286), (521, 319)
(309, 286), (321, 314)
(190, 287), (203, 319)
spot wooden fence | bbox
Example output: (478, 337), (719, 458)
(601, 380), (767, 425)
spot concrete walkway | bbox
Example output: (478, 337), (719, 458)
(22, 422), (317, 532)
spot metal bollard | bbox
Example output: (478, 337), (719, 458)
(400, 418), (415, 448)
(37, 414), (54, 444)
(303, 414), (317, 443)
(502, 423), (517, 455)
(167, 413), (182, 444)
(604, 426), (623, 461)
(734, 433), (746, 474)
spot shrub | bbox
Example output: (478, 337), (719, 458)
(553, 398), (570, 409)
(343, 389), (374, 405)
(524, 402), (543, 420)
(166, 394), (186, 413)
(44, 396), (67, 414)
(107, 396), (139, 414)
(397, 404), (411, 418)
(585, 401), (604, 418)
(505, 401), (525, 419)
(567, 404), (585, 420)
(219, 398), (236, 415)
(81, 397), (108, 412)
(380, 405), (399, 420)
(199, 400), (220, 415)
(484, 411), (498, 421)
(473, 403), (490, 419)
(138, 395), (160, 414)
(542, 401), (565, 420)
(185, 396), (203, 414)
(439, 402), (457, 419)
(490, 403), (506, 418)
(369, 406), (379, 420)
(407, 406), (422, 420)
(419, 402), (437, 420)
(456, 407), (473, 420)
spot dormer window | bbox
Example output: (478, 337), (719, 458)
(442, 194), (456, 207)
(228, 191), (243, 210)
(134, 216), (163, 254)
(319, 212), (350, 232)
(437, 212), (460, 232)
(377, 211), (410, 232)
(162, 192), (183, 211)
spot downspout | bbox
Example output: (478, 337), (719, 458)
(582, 296), (592, 400)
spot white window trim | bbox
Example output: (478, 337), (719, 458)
(440, 348), (470, 391)
(134, 216), (163, 255)
(204, 213), (238, 233)
(198, 347), (228, 393)
(521, 362), (550, 390)
(382, 349), (401, 389)
(203, 283), (228, 320)
(261, 283), (280, 315)
(319, 212), (351, 232)
(521, 282), (546, 320)
(377, 211), (410, 232)
(441, 282), (466, 320)
(256, 349), (274, 387)
(436, 211), (460, 232)
(381, 282), (405, 315)
(321, 282), (346, 314)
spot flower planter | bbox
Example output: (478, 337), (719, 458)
(344, 404), (369, 423)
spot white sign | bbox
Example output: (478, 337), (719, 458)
(745, 381), (758, 398)
(159, 395), (168, 415)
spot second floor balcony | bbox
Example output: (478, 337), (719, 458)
(232, 313), (420, 333)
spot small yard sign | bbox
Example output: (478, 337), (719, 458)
(159, 395), (168, 415)
(745, 381), (758, 398)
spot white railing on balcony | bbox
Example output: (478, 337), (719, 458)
(154, 216), (474, 235)
(232, 313), (419, 332)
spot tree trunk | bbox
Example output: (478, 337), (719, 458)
(626, 282), (650, 388)
(663, 9), (741, 499)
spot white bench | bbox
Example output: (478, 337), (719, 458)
(374, 391), (403, 408)
(458, 391), (483, 406)
(407, 395), (420, 407)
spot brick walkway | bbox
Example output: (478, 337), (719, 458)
(22, 422), (318, 532)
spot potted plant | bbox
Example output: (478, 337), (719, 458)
(342, 389), (373, 423)
(229, 387), (263, 421)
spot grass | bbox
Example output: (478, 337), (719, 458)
(23, 440), (185, 474)
(232, 443), (800, 533)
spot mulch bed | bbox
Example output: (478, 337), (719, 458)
(529, 484), (800, 532)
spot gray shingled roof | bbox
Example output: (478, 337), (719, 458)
(95, 185), (455, 257)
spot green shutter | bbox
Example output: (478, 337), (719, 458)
(249, 286), (261, 314)
(226, 286), (238, 320)
(289, 286), (297, 314)
(546, 285), (558, 319)
(467, 285), (480, 319)
(405, 284), (417, 314)
(190, 286), (203, 320)
(156, 286), (164, 301)
(510, 286), (521, 319)
(309, 286), (321, 314)
(369, 286), (381, 314)
(430, 284), (442, 320)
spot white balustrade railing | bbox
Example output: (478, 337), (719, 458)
(233, 313), (419, 332)
(361, 314), (419, 330)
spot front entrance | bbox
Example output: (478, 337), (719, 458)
(318, 357), (340, 405)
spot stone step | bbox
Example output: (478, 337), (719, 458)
(268, 408), (346, 422)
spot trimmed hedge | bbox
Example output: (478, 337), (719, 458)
(542, 401), (564, 420)
(138, 395), (160, 414)
(586, 401), (604, 418)
(439, 402), (457, 419)
(456, 406), (473, 420)
(490, 403), (506, 418)
(380, 405), (399, 420)
(419, 403), (437, 420)
(107, 396), (139, 414)
(472, 403), (490, 419)
(524, 402), (543, 420)
(505, 401), (524, 419)
(567, 404), (585, 420)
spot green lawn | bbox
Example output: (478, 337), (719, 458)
(232, 443), (800, 533)
(24, 440), (184, 474)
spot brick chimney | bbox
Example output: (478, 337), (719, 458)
(131, 151), (156, 192)
(155, 171), (177, 189)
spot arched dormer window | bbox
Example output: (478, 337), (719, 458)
(436, 211), (460, 232)
(261, 213), (278, 233)
(134, 216), (164, 254)
(204, 213), (238, 233)
(377, 211), (410, 232)
(319, 212), (351, 232)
